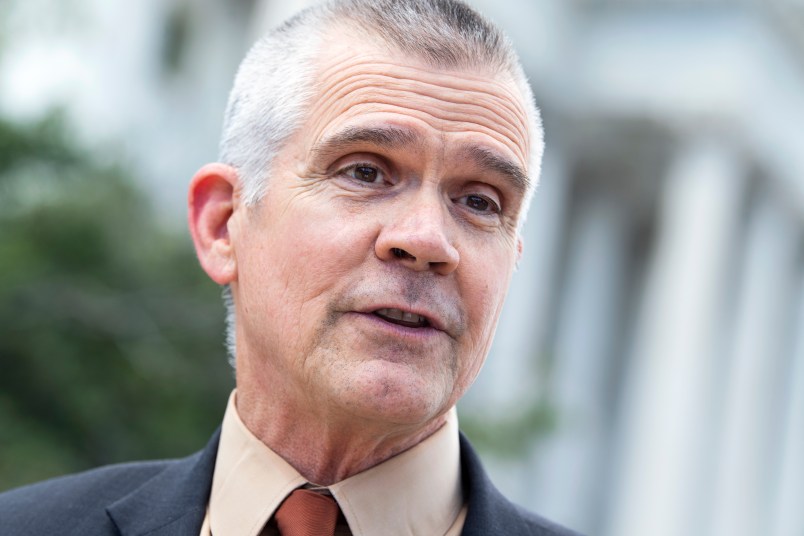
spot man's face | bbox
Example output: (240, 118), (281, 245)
(229, 36), (531, 430)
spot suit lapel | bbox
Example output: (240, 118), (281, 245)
(106, 430), (221, 536)
(459, 433), (533, 535)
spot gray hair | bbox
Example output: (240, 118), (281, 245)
(219, 0), (544, 366)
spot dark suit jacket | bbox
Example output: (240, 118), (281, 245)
(0, 431), (582, 535)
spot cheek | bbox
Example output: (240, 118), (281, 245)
(250, 208), (379, 317)
(293, 211), (378, 282)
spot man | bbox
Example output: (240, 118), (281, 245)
(0, 1), (582, 534)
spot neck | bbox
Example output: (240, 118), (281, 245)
(234, 385), (448, 485)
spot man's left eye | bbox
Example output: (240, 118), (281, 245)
(344, 164), (384, 184)
(461, 194), (500, 214)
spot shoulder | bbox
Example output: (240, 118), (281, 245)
(0, 459), (174, 535)
(465, 485), (585, 536)
(0, 430), (220, 536)
(508, 503), (586, 536)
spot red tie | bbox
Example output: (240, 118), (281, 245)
(274, 489), (340, 536)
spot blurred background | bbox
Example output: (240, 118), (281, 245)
(1, 1), (802, 535)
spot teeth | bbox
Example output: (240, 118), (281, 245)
(375, 308), (427, 326)
(377, 308), (403, 321)
(402, 311), (421, 323)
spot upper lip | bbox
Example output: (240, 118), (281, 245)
(357, 304), (447, 333)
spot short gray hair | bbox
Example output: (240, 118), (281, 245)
(219, 0), (544, 366)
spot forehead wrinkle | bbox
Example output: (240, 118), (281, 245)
(378, 77), (526, 145)
(370, 69), (529, 142)
(316, 70), (528, 150)
(457, 145), (529, 195)
(312, 54), (530, 149)
(316, 52), (517, 99)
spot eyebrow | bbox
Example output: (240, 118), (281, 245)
(458, 145), (530, 194)
(310, 125), (421, 160)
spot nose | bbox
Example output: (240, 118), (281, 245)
(375, 194), (460, 275)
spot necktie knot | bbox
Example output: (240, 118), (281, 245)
(274, 488), (340, 536)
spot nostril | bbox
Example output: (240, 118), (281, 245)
(391, 247), (415, 260)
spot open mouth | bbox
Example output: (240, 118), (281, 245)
(373, 308), (431, 328)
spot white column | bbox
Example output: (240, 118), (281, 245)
(605, 138), (745, 536)
(531, 192), (629, 533)
(771, 272), (804, 536)
(710, 192), (799, 536)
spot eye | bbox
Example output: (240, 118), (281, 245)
(341, 163), (386, 184)
(460, 194), (500, 215)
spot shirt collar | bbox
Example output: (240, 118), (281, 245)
(208, 390), (463, 536)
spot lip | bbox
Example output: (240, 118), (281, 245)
(355, 304), (448, 334)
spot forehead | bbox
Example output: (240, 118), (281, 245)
(299, 35), (531, 172)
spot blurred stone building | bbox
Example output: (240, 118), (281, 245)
(2, 0), (802, 535)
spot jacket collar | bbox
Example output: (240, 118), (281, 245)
(106, 430), (220, 536)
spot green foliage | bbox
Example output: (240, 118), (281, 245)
(0, 113), (232, 491)
(458, 398), (557, 459)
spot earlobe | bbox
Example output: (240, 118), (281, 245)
(188, 163), (239, 285)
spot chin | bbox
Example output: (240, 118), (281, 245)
(339, 360), (452, 427)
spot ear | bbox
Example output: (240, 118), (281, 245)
(515, 236), (524, 269)
(188, 163), (239, 285)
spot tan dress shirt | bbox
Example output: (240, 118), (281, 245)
(199, 391), (467, 536)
